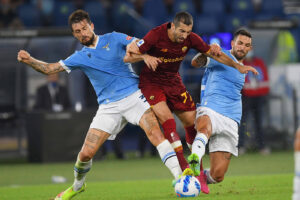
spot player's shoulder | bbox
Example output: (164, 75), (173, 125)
(151, 22), (169, 33)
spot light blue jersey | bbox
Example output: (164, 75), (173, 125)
(59, 32), (139, 105)
(200, 49), (245, 124)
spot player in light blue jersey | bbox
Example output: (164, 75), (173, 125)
(17, 9), (184, 200)
(187, 29), (256, 189)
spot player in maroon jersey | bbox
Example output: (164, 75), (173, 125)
(125, 11), (257, 194)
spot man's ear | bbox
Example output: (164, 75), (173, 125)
(91, 23), (94, 31)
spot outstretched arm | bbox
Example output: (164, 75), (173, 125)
(208, 51), (258, 75)
(17, 50), (65, 75)
(124, 41), (161, 71)
(191, 50), (259, 75)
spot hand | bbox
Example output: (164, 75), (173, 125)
(143, 54), (161, 71)
(17, 50), (31, 64)
(127, 40), (141, 55)
(237, 64), (259, 75)
(209, 43), (221, 56)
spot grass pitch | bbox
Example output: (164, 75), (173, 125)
(0, 151), (294, 200)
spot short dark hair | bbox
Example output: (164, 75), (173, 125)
(68, 9), (92, 31)
(173, 12), (193, 27)
(233, 29), (252, 40)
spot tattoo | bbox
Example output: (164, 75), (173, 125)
(84, 143), (95, 149)
(28, 59), (63, 74)
(86, 132), (100, 144)
(29, 61), (49, 74)
(142, 109), (159, 131)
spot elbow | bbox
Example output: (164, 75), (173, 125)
(191, 60), (198, 68)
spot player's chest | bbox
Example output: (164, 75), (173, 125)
(153, 40), (189, 57)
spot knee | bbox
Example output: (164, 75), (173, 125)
(148, 128), (165, 147)
(210, 168), (225, 183)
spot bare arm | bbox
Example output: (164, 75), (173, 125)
(17, 50), (65, 75)
(124, 40), (161, 71)
(191, 52), (209, 68)
(192, 50), (258, 75)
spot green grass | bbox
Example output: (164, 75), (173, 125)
(0, 151), (295, 200)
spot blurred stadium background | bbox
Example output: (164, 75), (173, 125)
(0, 0), (299, 164)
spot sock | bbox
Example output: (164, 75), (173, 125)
(205, 169), (217, 184)
(293, 152), (300, 200)
(73, 155), (92, 191)
(185, 125), (197, 150)
(192, 132), (208, 161)
(162, 119), (188, 170)
(157, 139), (182, 179)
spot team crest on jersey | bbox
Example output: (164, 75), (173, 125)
(137, 39), (144, 47)
(126, 36), (132, 40)
(182, 46), (188, 53)
(103, 43), (110, 51)
(150, 95), (155, 100)
(161, 48), (168, 52)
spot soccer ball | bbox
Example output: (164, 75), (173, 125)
(174, 175), (201, 197)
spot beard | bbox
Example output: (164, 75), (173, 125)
(232, 50), (246, 61)
(81, 34), (95, 46)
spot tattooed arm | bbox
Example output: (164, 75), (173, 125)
(17, 50), (65, 75)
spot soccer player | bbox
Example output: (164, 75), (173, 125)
(126, 12), (257, 194)
(293, 127), (300, 200)
(17, 10), (184, 200)
(188, 29), (255, 189)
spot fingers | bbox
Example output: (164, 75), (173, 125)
(209, 43), (221, 56)
(144, 56), (161, 71)
(245, 65), (259, 75)
(17, 50), (30, 62)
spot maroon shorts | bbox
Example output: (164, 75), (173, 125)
(140, 84), (196, 112)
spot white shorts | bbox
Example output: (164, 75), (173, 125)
(90, 90), (150, 140)
(196, 106), (239, 156)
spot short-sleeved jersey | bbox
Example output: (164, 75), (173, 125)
(200, 49), (246, 124)
(59, 32), (138, 105)
(138, 22), (210, 86)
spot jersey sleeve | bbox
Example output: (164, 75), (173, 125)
(190, 32), (210, 54)
(59, 51), (83, 73)
(137, 28), (160, 54)
(112, 32), (136, 46)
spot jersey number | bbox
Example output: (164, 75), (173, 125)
(181, 92), (192, 104)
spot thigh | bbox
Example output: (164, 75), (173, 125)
(174, 110), (196, 127)
(166, 88), (196, 112)
(209, 151), (232, 176)
(140, 84), (166, 106)
(90, 104), (127, 140)
(121, 89), (151, 125)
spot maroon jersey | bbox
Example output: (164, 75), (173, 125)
(138, 22), (210, 87)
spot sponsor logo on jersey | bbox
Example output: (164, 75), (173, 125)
(158, 56), (184, 63)
(160, 48), (168, 52)
(126, 36), (132, 40)
(137, 39), (144, 47)
(103, 43), (110, 51)
(182, 46), (188, 53)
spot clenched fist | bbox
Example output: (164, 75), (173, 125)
(17, 50), (31, 64)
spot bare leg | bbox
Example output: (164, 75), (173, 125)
(152, 101), (188, 170)
(139, 108), (182, 179)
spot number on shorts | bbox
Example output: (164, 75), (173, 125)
(181, 91), (192, 104)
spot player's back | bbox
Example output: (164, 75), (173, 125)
(200, 49), (245, 123)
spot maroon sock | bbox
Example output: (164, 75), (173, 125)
(185, 125), (197, 149)
(162, 119), (188, 170)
